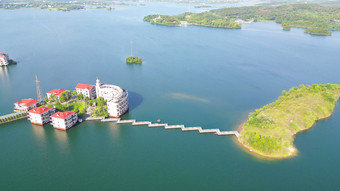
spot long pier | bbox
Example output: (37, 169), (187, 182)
(1, 112), (240, 137)
(101, 118), (240, 137)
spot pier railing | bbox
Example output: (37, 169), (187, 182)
(0, 111), (28, 125)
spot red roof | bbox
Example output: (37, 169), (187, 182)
(15, 99), (40, 107)
(51, 111), (75, 119)
(47, 89), (65, 96)
(76, 83), (94, 91)
(0, 53), (7, 59)
(28, 106), (53, 114)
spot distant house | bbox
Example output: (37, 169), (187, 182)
(14, 99), (40, 112)
(47, 89), (66, 100)
(0, 53), (9, 66)
(50, 111), (78, 130)
(76, 83), (96, 99)
(28, 106), (56, 125)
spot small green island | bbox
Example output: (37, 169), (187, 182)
(143, 4), (340, 35)
(238, 84), (340, 158)
(126, 56), (142, 64)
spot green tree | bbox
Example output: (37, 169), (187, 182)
(96, 97), (106, 107)
(77, 93), (84, 100)
(93, 106), (109, 117)
(59, 91), (71, 103)
(49, 94), (58, 102)
(72, 90), (78, 97)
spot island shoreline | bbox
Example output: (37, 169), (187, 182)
(236, 101), (338, 159)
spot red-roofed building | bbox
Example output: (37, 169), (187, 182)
(51, 111), (78, 130)
(14, 99), (40, 112)
(47, 89), (66, 100)
(76, 83), (96, 99)
(28, 107), (56, 125)
(0, 53), (9, 66)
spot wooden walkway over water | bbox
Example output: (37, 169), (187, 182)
(101, 118), (240, 137)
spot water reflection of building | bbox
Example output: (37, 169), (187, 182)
(31, 125), (47, 147)
(54, 129), (70, 154)
(0, 66), (9, 82)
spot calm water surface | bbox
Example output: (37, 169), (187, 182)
(0, 3), (340, 191)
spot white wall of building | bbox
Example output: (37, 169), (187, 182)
(28, 108), (56, 125)
(51, 113), (78, 130)
(76, 87), (96, 99)
(0, 55), (9, 66)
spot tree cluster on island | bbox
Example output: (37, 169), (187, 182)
(144, 4), (340, 35)
(42, 90), (108, 118)
(239, 84), (340, 158)
(126, 56), (142, 64)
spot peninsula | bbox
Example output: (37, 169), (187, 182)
(143, 12), (241, 29)
(238, 84), (340, 158)
(143, 4), (340, 35)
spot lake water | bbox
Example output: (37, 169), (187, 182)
(1, 3), (340, 191)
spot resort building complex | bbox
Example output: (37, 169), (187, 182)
(76, 83), (96, 99)
(14, 99), (40, 112)
(28, 106), (56, 125)
(51, 111), (78, 130)
(0, 53), (9, 66)
(96, 78), (129, 117)
(9, 77), (128, 131)
(47, 89), (66, 100)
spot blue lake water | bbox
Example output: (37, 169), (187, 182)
(0, 3), (340, 191)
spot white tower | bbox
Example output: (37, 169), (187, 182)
(96, 77), (101, 98)
(35, 74), (44, 101)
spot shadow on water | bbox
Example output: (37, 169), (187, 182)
(126, 62), (143, 69)
(128, 91), (143, 112)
